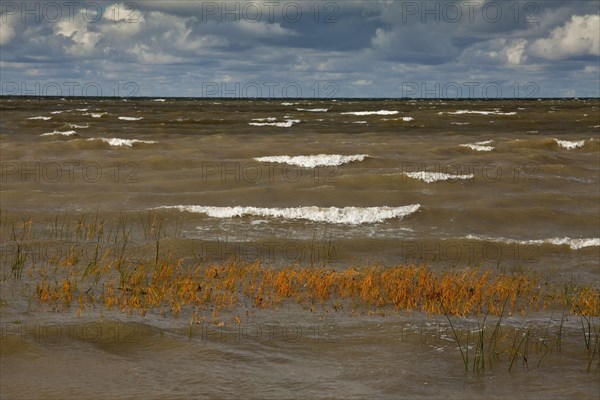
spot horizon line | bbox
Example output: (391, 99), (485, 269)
(1, 95), (599, 100)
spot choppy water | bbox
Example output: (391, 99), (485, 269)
(1, 97), (599, 399)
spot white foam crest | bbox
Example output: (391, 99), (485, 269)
(28, 116), (51, 120)
(153, 99), (166, 102)
(440, 110), (516, 116)
(76, 108), (89, 112)
(160, 204), (421, 225)
(253, 154), (369, 168)
(353, 121), (368, 124)
(555, 139), (585, 149)
(50, 111), (64, 114)
(89, 138), (158, 147)
(341, 110), (399, 116)
(460, 140), (494, 152)
(67, 124), (89, 129)
(297, 108), (328, 112)
(281, 102), (298, 105)
(41, 130), (77, 136)
(249, 119), (300, 128)
(461, 144), (494, 152)
(403, 171), (474, 183)
(85, 112), (107, 118)
(251, 117), (277, 122)
(381, 116), (414, 122)
(450, 122), (470, 125)
(465, 235), (600, 250)
(118, 116), (143, 121)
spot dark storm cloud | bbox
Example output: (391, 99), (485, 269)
(0, 0), (598, 97)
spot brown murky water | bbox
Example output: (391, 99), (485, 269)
(1, 97), (599, 399)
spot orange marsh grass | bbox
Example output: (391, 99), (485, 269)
(30, 258), (599, 319)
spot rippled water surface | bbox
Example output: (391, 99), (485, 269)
(1, 97), (599, 399)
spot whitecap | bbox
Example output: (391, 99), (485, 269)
(88, 138), (157, 147)
(253, 154), (369, 168)
(341, 110), (399, 116)
(158, 204), (421, 225)
(251, 117), (277, 122)
(118, 116), (143, 121)
(465, 235), (599, 250)
(28, 116), (51, 120)
(403, 171), (474, 183)
(85, 112), (107, 118)
(460, 140), (494, 152)
(440, 110), (516, 116)
(555, 139), (585, 149)
(249, 119), (300, 128)
(297, 108), (328, 112)
(381, 116), (414, 122)
(41, 130), (78, 137)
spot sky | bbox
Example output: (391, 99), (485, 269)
(0, 0), (599, 98)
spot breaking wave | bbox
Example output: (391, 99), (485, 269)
(403, 171), (474, 183)
(253, 154), (369, 168)
(158, 205), (421, 225)
(465, 235), (600, 250)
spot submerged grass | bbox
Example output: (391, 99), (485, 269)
(25, 258), (600, 320)
(1, 212), (598, 318)
(3, 212), (600, 373)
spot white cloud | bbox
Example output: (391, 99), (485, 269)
(531, 15), (600, 59)
(99, 3), (145, 36)
(129, 43), (183, 64)
(236, 20), (296, 37)
(292, 55), (309, 71)
(141, 12), (226, 52)
(55, 19), (102, 56)
(351, 79), (372, 86)
(1, 2), (599, 97)
(372, 28), (394, 49)
(506, 39), (527, 65)
(103, 3), (143, 23)
(0, 14), (18, 45)
(458, 38), (531, 66)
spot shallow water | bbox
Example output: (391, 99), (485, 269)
(1, 97), (599, 399)
(2, 305), (599, 399)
